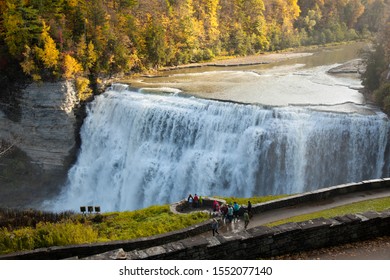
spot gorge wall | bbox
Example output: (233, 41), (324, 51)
(0, 81), (81, 208)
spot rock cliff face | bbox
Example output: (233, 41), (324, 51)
(1, 81), (78, 170)
(0, 80), (81, 208)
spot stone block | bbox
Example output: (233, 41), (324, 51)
(362, 178), (384, 189)
(382, 209), (390, 217)
(124, 251), (139, 260)
(333, 215), (352, 224)
(334, 214), (361, 224)
(144, 246), (166, 257)
(298, 217), (333, 230)
(180, 237), (209, 249)
(246, 226), (273, 238)
(380, 178), (390, 187)
(206, 236), (222, 247)
(360, 211), (382, 220)
(273, 222), (301, 235)
(83, 248), (127, 260)
(165, 241), (186, 253)
(328, 218), (343, 227)
(126, 249), (149, 260)
(354, 213), (370, 222)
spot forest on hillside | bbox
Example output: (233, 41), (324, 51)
(0, 0), (389, 101)
(362, 6), (390, 113)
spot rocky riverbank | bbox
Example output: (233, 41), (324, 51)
(327, 58), (366, 74)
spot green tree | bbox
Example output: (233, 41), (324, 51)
(2, 1), (42, 59)
(344, 0), (365, 28)
(144, 17), (168, 68)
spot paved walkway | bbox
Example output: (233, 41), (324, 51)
(197, 187), (390, 259)
(201, 187), (390, 234)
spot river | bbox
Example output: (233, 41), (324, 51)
(128, 42), (367, 111)
(46, 42), (390, 212)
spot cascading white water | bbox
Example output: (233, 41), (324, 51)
(49, 86), (390, 212)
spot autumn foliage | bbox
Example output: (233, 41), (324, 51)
(362, 7), (390, 113)
(0, 0), (388, 87)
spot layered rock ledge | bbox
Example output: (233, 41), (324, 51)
(0, 80), (81, 208)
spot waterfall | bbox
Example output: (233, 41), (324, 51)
(49, 87), (390, 212)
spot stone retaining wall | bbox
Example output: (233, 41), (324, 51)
(249, 178), (390, 215)
(123, 210), (390, 260)
(1, 178), (389, 260)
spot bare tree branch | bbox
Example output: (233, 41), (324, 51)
(0, 140), (15, 157)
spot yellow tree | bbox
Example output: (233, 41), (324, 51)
(264, 0), (301, 49)
(265, 0), (300, 31)
(243, 0), (268, 51)
(165, 0), (203, 63)
(218, 0), (268, 54)
(35, 22), (60, 71)
(18, 20), (60, 81)
(194, 0), (220, 47)
(62, 54), (83, 79)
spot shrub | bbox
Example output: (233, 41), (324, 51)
(0, 221), (98, 254)
(92, 214), (104, 223)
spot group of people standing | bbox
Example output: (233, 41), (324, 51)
(186, 194), (253, 236)
(211, 200), (253, 235)
(187, 194), (203, 208)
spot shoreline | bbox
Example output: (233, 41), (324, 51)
(160, 52), (314, 72)
(155, 41), (368, 73)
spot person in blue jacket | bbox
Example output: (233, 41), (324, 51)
(233, 202), (240, 221)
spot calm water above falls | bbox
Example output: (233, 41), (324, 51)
(132, 42), (367, 110)
(47, 43), (390, 212)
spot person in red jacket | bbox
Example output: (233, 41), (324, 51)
(213, 200), (220, 212)
(193, 194), (199, 208)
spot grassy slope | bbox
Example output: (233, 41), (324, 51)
(266, 196), (390, 227)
